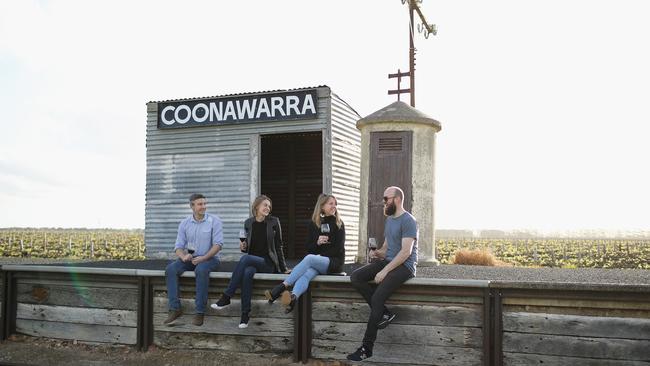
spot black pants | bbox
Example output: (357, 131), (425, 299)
(350, 260), (414, 346)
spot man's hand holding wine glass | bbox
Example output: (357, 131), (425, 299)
(367, 237), (386, 262)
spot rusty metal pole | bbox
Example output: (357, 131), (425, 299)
(409, 0), (416, 107)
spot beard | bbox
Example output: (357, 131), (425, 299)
(384, 202), (397, 216)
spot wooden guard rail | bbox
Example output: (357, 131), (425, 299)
(1, 265), (649, 365)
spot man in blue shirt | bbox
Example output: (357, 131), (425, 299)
(348, 186), (418, 361)
(164, 193), (223, 326)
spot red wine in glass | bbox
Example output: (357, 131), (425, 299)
(320, 223), (331, 244)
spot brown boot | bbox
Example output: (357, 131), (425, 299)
(265, 283), (287, 303)
(163, 309), (182, 326)
(280, 290), (292, 306)
(285, 294), (297, 314)
(192, 313), (204, 326)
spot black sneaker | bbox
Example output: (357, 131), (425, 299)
(210, 294), (231, 310)
(347, 345), (373, 361)
(238, 312), (250, 329)
(377, 311), (396, 329)
(264, 283), (286, 303)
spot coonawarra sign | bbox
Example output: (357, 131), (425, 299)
(157, 89), (318, 129)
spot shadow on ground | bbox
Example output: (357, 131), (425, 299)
(0, 335), (353, 366)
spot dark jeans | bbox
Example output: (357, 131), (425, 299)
(350, 260), (414, 346)
(224, 254), (275, 314)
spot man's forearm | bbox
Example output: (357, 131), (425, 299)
(382, 250), (410, 273)
(205, 244), (222, 258)
(175, 248), (185, 258)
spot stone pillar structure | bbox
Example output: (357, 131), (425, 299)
(356, 101), (442, 264)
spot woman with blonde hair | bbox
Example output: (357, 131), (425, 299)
(211, 195), (288, 328)
(265, 193), (345, 313)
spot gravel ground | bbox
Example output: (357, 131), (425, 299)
(3, 258), (649, 286)
(417, 264), (650, 286)
(0, 335), (339, 366)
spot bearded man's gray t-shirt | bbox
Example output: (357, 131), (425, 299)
(384, 212), (418, 275)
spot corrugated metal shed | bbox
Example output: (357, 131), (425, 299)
(330, 93), (362, 263)
(145, 86), (362, 261)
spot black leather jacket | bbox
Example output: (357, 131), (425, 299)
(242, 215), (288, 273)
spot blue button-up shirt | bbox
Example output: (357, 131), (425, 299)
(174, 213), (223, 257)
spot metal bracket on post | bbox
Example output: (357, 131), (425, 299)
(293, 286), (313, 364)
(1, 271), (7, 341)
(483, 287), (503, 366)
(137, 276), (153, 351)
(494, 290), (503, 366)
(301, 288), (312, 363)
(1, 271), (16, 340)
(293, 292), (301, 363)
(483, 288), (493, 366)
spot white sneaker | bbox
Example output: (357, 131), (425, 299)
(238, 312), (250, 328)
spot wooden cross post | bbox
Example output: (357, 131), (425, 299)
(388, 69), (411, 102)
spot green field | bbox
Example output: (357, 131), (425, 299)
(0, 229), (145, 260)
(1, 229), (649, 269)
(437, 237), (650, 269)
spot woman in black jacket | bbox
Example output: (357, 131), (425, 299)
(211, 195), (288, 328)
(265, 193), (345, 313)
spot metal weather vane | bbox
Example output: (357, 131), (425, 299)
(388, 0), (437, 107)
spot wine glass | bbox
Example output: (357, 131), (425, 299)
(367, 237), (377, 263)
(320, 223), (331, 244)
(368, 238), (377, 251)
(239, 229), (247, 251)
(187, 241), (196, 255)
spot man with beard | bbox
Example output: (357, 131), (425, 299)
(347, 186), (418, 361)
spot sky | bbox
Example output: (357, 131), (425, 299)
(1, 0), (649, 232)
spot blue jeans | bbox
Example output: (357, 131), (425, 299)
(224, 254), (275, 314)
(285, 254), (330, 299)
(165, 257), (220, 314)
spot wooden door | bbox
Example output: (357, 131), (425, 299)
(367, 131), (413, 246)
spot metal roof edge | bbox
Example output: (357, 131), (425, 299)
(330, 91), (362, 119)
(147, 85), (330, 104)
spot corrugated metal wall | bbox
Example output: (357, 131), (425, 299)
(146, 86), (360, 260)
(329, 93), (362, 263)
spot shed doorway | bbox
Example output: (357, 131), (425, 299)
(261, 132), (323, 260)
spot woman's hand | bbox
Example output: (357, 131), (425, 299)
(239, 240), (247, 252)
(317, 235), (329, 245)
